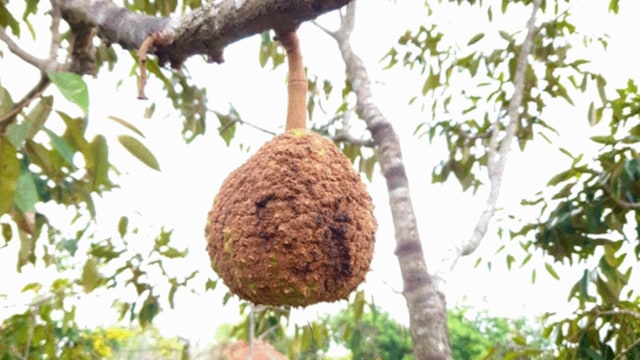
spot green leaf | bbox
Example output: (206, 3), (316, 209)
(118, 135), (161, 171)
(467, 33), (485, 46)
(160, 247), (188, 258)
(43, 128), (75, 165)
(1, 222), (12, 243)
(547, 169), (575, 186)
(0, 138), (20, 214)
(26, 96), (53, 139)
(58, 238), (79, 256)
(595, 276), (619, 304)
(47, 71), (89, 115)
(590, 135), (616, 145)
(91, 135), (110, 189)
(596, 75), (607, 104)
(139, 295), (160, 327)
(421, 69), (440, 95)
(498, 30), (513, 42)
(118, 216), (128, 237)
(358, 155), (377, 182)
(215, 109), (238, 146)
(81, 258), (101, 293)
(587, 102), (598, 126)
(512, 335), (527, 346)
(6, 122), (30, 149)
(506, 254), (515, 270)
(0, 3), (20, 36)
(545, 263), (560, 280)
(21, 282), (41, 293)
(107, 115), (145, 138)
(14, 171), (38, 212)
(353, 290), (365, 322)
(0, 85), (14, 121)
(17, 229), (36, 271)
(205, 279), (217, 291)
(259, 32), (271, 68)
(222, 292), (232, 305)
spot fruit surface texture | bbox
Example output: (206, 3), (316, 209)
(206, 130), (376, 306)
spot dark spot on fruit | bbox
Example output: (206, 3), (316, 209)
(334, 212), (351, 223)
(255, 193), (276, 208)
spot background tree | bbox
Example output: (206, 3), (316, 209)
(328, 302), (414, 360)
(1, 0), (639, 359)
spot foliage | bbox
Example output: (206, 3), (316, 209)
(0, 280), (133, 359)
(112, 326), (188, 360)
(448, 306), (553, 360)
(328, 302), (414, 360)
(512, 75), (640, 360)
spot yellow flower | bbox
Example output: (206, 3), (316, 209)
(105, 328), (133, 341)
(92, 337), (112, 358)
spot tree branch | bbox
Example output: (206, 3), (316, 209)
(0, 27), (50, 70)
(332, 109), (374, 147)
(603, 185), (640, 209)
(332, 132), (374, 147)
(60, 0), (353, 69)
(0, 76), (51, 133)
(49, 0), (63, 60)
(329, 2), (451, 358)
(446, 0), (542, 269)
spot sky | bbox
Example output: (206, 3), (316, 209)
(1, 0), (639, 347)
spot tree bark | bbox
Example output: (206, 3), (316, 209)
(325, 3), (452, 359)
(59, 0), (352, 69)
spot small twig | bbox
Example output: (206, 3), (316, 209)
(256, 324), (280, 341)
(369, 269), (402, 295)
(0, 76), (51, 133)
(331, 108), (374, 146)
(598, 309), (640, 359)
(311, 20), (337, 39)
(615, 336), (640, 360)
(603, 185), (640, 209)
(209, 109), (277, 137)
(599, 309), (640, 320)
(0, 27), (48, 70)
(447, 0), (542, 269)
(332, 132), (374, 147)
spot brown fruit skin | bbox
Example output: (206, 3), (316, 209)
(205, 129), (376, 306)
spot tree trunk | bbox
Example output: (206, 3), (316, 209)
(327, 4), (452, 359)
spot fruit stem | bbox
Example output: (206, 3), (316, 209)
(278, 31), (307, 131)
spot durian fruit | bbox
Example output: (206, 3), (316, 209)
(205, 32), (376, 306)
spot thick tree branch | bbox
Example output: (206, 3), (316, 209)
(60, 0), (353, 69)
(446, 0), (542, 269)
(49, 0), (63, 60)
(330, 2), (451, 359)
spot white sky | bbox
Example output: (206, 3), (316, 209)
(1, 0), (639, 347)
